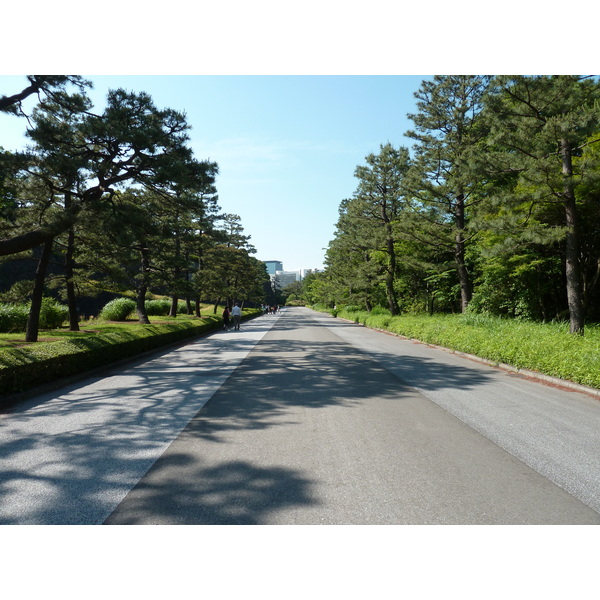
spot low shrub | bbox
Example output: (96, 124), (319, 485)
(99, 298), (136, 321)
(39, 298), (68, 329)
(0, 299), (68, 332)
(0, 317), (222, 398)
(145, 299), (171, 316)
(0, 303), (29, 333)
(0, 308), (263, 400)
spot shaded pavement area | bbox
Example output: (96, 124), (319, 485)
(105, 308), (600, 525)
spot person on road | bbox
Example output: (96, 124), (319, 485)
(231, 303), (242, 331)
(222, 306), (231, 331)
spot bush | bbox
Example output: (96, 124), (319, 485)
(177, 301), (190, 314)
(0, 303), (30, 333)
(0, 309), (263, 399)
(145, 299), (171, 316)
(99, 298), (136, 321)
(342, 304), (364, 313)
(0, 299), (68, 332)
(0, 317), (222, 398)
(369, 306), (392, 316)
(39, 298), (68, 329)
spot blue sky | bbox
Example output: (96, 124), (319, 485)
(1, 2), (590, 273)
(1, 75), (430, 272)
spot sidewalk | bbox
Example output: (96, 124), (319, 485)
(0, 314), (280, 525)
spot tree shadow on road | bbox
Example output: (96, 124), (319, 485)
(0, 310), (496, 525)
(104, 454), (316, 525)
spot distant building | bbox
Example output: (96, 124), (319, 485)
(263, 262), (321, 289)
(264, 260), (283, 275)
(272, 270), (301, 289)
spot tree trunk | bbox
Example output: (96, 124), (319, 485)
(64, 218), (80, 331)
(382, 202), (400, 315)
(25, 239), (53, 343)
(136, 285), (151, 324)
(169, 295), (179, 318)
(136, 246), (151, 324)
(561, 138), (585, 335)
(454, 193), (471, 313)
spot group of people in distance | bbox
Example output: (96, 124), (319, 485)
(221, 303), (280, 332)
(222, 303), (242, 331)
(262, 305), (279, 315)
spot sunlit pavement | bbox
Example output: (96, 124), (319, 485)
(2, 307), (599, 525)
(0, 313), (282, 524)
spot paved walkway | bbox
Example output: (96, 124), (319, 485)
(1, 308), (599, 524)
(0, 314), (281, 524)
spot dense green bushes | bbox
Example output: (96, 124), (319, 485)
(39, 298), (70, 329)
(99, 297), (197, 320)
(0, 308), (262, 400)
(315, 305), (600, 390)
(0, 299), (68, 333)
(99, 298), (137, 321)
(0, 304), (29, 332)
(0, 318), (220, 398)
(145, 299), (172, 316)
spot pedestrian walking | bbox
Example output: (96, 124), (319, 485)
(231, 303), (242, 330)
(222, 306), (231, 330)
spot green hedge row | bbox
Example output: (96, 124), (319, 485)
(0, 309), (262, 401)
(322, 306), (600, 390)
(0, 317), (226, 401)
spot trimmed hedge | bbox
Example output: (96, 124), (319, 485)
(0, 309), (262, 401)
(0, 318), (223, 400)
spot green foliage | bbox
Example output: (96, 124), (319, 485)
(39, 298), (68, 329)
(145, 299), (172, 316)
(0, 299), (68, 332)
(99, 298), (136, 321)
(330, 308), (600, 389)
(312, 76), (600, 335)
(0, 309), (262, 399)
(0, 303), (29, 332)
(0, 318), (220, 398)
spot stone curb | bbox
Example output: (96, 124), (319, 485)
(334, 316), (600, 401)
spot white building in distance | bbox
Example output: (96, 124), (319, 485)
(262, 261), (321, 290)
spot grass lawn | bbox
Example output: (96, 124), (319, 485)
(0, 307), (219, 349)
(320, 307), (600, 391)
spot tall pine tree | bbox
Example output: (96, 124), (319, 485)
(405, 75), (491, 312)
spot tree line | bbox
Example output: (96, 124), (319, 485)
(0, 76), (270, 341)
(304, 75), (600, 336)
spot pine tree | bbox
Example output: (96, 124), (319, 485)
(482, 75), (600, 334)
(405, 75), (491, 312)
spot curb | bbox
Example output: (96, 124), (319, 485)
(0, 312), (262, 412)
(332, 315), (600, 401)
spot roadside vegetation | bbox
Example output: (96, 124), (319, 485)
(0, 300), (261, 400)
(303, 76), (600, 341)
(2, 75), (600, 399)
(312, 304), (600, 390)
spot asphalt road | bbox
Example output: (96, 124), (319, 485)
(1, 307), (599, 524)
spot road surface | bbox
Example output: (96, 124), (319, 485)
(1, 307), (599, 524)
